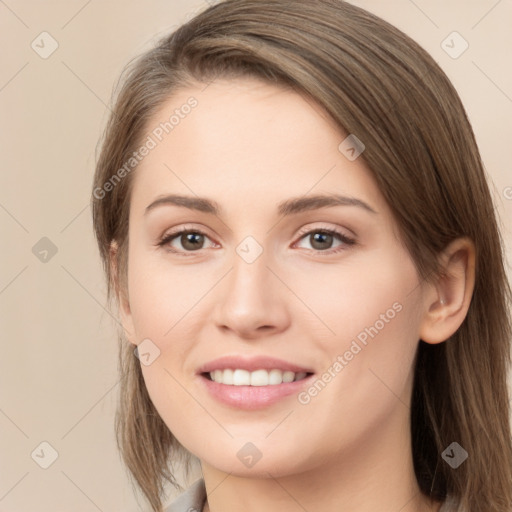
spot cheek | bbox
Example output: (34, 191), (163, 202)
(126, 250), (206, 343)
(288, 248), (421, 350)
(288, 249), (423, 407)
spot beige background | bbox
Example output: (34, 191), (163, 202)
(0, 1), (510, 511)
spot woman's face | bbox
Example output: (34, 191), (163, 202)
(120, 77), (429, 477)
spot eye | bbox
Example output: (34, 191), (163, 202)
(294, 227), (356, 254)
(157, 225), (356, 256)
(158, 228), (216, 254)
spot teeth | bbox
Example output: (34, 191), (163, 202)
(269, 369), (283, 385)
(282, 371), (295, 383)
(222, 368), (233, 385)
(233, 369), (250, 385)
(250, 369), (268, 386)
(208, 369), (308, 386)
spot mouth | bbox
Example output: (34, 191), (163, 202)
(196, 356), (315, 409)
(203, 368), (312, 386)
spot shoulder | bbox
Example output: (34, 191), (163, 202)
(164, 479), (206, 512)
(162, 481), (462, 512)
(438, 494), (463, 511)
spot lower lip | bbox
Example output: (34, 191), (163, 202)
(199, 374), (313, 410)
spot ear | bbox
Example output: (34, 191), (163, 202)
(110, 241), (137, 345)
(419, 237), (476, 344)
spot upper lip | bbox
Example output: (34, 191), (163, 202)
(197, 355), (313, 374)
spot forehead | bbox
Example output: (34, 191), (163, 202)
(130, 77), (386, 217)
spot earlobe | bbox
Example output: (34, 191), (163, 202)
(109, 241), (137, 345)
(419, 237), (476, 344)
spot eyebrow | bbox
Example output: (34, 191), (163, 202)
(144, 193), (377, 217)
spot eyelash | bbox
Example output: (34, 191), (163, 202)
(157, 224), (356, 257)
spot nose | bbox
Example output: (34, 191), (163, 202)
(212, 250), (291, 340)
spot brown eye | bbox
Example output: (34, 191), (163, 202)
(179, 232), (205, 251)
(309, 231), (334, 250)
(158, 229), (216, 254)
(295, 228), (355, 253)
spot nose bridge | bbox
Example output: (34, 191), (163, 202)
(226, 243), (273, 310)
(212, 239), (290, 337)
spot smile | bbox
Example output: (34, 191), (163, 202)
(197, 356), (315, 409)
(207, 369), (310, 386)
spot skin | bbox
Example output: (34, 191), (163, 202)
(114, 78), (475, 512)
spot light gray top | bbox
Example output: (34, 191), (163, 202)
(164, 479), (207, 512)
(164, 478), (461, 511)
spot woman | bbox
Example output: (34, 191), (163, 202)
(91, 1), (512, 511)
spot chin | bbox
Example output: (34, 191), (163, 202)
(193, 438), (316, 479)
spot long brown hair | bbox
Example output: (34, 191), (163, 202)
(91, 1), (512, 510)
